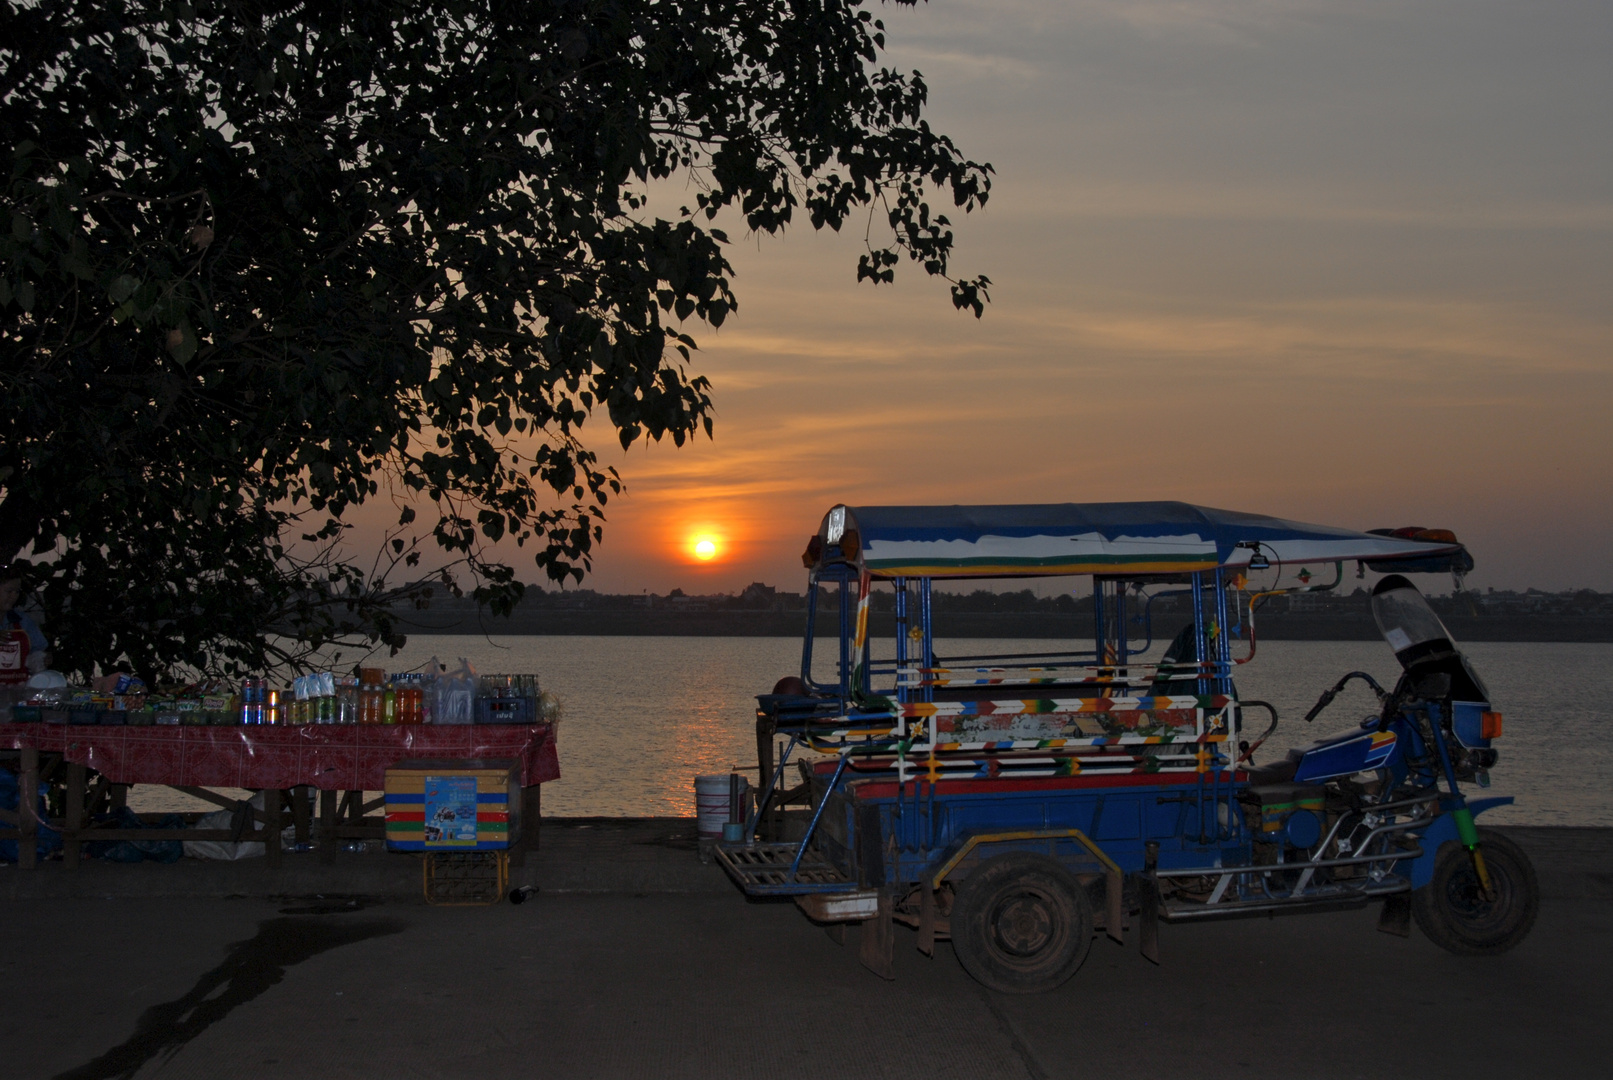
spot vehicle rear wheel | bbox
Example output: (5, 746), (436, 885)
(1411, 827), (1539, 956)
(951, 854), (1093, 994)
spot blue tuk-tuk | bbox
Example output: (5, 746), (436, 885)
(715, 502), (1536, 992)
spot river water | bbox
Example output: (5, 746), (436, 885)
(126, 637), (1611, 825)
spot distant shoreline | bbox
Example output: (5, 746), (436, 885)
(390, 611), (1613, 643)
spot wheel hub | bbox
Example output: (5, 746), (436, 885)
(1447, 865), (1510, 925)
(992, 892), (1055, 956)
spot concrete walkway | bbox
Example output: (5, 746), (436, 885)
(5, 820), (1608, 902)
(2, 825), (1609, 1079)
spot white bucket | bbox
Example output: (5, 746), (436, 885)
(694, 774), (746, 839)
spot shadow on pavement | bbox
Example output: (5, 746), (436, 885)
(54, 915), (406, 1080)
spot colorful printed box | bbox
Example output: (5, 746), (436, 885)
(384, 759), (520, 852)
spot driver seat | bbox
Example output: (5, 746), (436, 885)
(1245, 747), (1304, 786)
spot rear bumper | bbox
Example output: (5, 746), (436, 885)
(713, 841), (860, 896)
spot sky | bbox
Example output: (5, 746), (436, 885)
(524, 1), (1613, 595)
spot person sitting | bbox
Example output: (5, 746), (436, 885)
(0, 565), (50, 686)
(1148, 623), (1201, 699)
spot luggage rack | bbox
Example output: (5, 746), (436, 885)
(714, 842), (858, 895)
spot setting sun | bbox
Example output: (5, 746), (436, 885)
(694, 537), (718, 561)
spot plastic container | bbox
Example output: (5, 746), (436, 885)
(695, 774), (748, 840)
(337, 676), (359, 723)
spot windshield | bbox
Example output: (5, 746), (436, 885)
(1371, 577), (1451, 655)
(1371, 574), (1489, 702)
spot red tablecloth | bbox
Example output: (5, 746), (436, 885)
(1, 723), (559, 790)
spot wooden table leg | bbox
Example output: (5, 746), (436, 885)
(64, 762), (85, 870)
(291, 784), (311, 848)
(18, 746), (38, 871)
(319, 788), (337, 864)
(263, 788), (282, 869)
(511, 784), (541, 866)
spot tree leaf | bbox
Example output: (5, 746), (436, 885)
(166, 320), (197, 365)
(107, 275), (140, 304)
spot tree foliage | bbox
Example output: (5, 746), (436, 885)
(0, 0), (991, 681)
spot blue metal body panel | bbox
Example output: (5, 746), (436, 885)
(1450, 701), (1492, 750)
(1292, 727), (1399, 783)
(1406, 795), (1514, 888)
(808, 774), (1250, 886)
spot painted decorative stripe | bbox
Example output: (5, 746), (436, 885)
(858, 564), (1219, 580)
(902, 695), (1229, 718)
(1364, 731), (1399, 769)
(930, 734), (1226, 751)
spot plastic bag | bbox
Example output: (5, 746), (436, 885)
(433, 658), (478, 725)
(0, 767), (62, 862)
(182, 792), (296, 859)
(183, 806), (265, 860)
(537, 691), (563, 728)
(85, 806), (183, 864)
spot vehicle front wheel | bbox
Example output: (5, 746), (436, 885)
(951, 854), (1093, 994)
(1411, 827), (1539, 956)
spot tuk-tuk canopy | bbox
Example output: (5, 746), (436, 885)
(808, 502), (1471, 580)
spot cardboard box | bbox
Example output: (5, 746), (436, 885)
(384, 759), (520, 852)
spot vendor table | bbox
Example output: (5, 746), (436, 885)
(0, 723), (558, 871)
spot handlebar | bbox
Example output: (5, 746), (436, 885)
(1305, 671), (1390, 722)
(1237, 700), (1279, 762)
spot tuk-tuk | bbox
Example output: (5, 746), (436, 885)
(715, 502), (1537, 993)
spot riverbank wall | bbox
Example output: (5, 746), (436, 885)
(392, 610), (1613, 642)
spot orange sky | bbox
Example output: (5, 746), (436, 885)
(466, 2), (1613, 595)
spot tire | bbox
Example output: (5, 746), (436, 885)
(1411, 827), (1539, 956)
(951, 854), (1093, 994)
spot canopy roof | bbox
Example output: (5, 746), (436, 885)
(812, 502), (1470, 580)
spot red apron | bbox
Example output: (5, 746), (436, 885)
(0, 624), (30, 685)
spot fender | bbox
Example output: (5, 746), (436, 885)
(1407, 796), (1514, 889)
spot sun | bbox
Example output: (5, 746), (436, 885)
(694, 537), (718, 561)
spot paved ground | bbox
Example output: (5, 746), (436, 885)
(3, 826), (1610, 1079)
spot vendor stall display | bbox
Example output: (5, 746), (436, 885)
(3, 666), (557, 728)
(0, 663), (561, 873)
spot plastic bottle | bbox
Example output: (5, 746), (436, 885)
(382, 685), (397, 724)
(334, 676), (357, 723)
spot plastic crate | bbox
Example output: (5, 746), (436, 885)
(424, 851), (509, 906)
(473, 696), (535, 725)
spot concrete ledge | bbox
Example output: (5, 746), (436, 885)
(0, 817), (734, 901)
(0, 820), (1605, 901)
